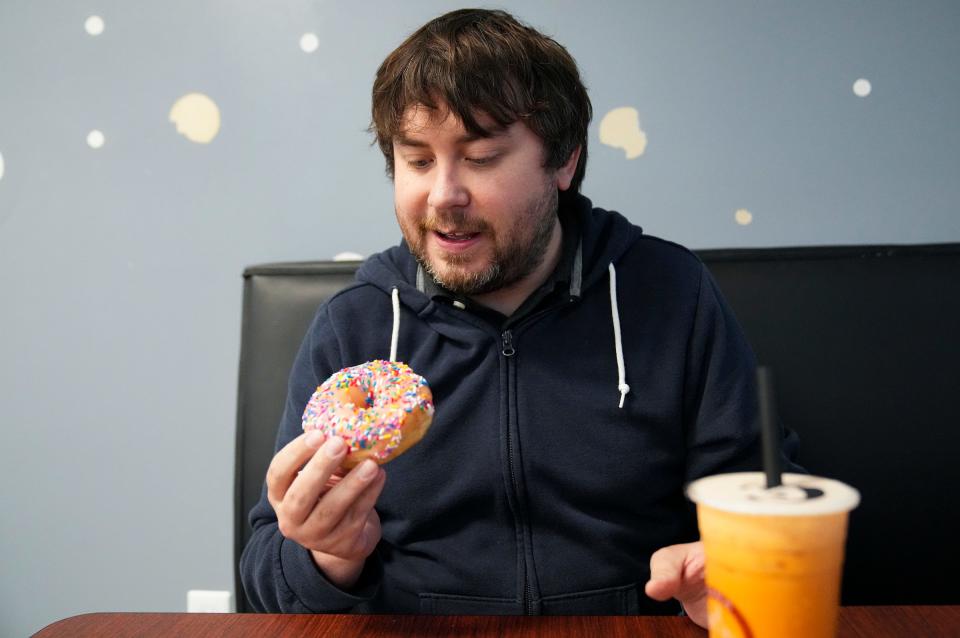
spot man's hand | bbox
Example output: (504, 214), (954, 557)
(266, 431), (386, 590)
(644, 541), (708, 628)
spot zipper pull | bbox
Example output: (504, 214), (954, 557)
(501, 330), (516, 357)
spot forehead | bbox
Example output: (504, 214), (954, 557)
(397, 103), (505, 140)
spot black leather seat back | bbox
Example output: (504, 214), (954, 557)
(234, 262), (359, 612)
(699, 244), (959, 605)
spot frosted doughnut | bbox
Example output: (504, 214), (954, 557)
(302, 360), (434, 467)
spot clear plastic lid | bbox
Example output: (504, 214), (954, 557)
(686, 472), (861, 516)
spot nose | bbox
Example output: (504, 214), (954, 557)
(427, 163), (469, 211)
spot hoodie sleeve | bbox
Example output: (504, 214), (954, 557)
(239, 303), (384, 612)
(682, 263), (802, 481)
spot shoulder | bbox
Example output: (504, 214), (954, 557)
(618, 234), (706, 288)
(321, 281), (395, 326)
(633, 234), (701, 262)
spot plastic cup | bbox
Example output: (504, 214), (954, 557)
(687, 472), (860, 638)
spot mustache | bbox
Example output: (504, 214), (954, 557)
(420, 210), (490, 234)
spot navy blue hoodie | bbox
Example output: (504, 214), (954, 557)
(241, 194), (789, 615)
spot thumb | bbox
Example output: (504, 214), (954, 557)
(358, 509), (382, 556)
(644, 543), (688, 601)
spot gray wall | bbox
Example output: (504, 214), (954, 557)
(1, 1), (957, 634)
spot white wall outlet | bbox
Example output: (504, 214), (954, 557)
(187, 589), (234, 613)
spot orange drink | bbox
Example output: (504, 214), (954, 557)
(687, 472), (860, 638)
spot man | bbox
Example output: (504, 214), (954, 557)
(240, 9), (797, 626)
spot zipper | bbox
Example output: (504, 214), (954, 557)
(500, 328), (536, 613)
(497, 304), (573, 613)
(501, 330), (516, 357)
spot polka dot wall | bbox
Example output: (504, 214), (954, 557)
(0, 10), (896, 240)
(0, 6), (957, 638)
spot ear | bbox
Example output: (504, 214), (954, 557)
(555, 145), (582, 192)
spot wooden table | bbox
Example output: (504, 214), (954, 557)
(32, 606), (960, 637)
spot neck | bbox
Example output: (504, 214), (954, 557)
(471, 219), (563, 317)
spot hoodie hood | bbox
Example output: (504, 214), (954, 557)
(356, 193), (644, 302)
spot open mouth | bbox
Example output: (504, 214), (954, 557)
(435, 230), (480, 242)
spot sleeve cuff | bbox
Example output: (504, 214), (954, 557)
(279, 538), (382, 611)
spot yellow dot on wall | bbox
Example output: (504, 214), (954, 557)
(599, 107), (648, 159)
(85, 15), (105, 36)
(735, 209), (753, 225)
(169, 93), (221, 144)
(87, 130), (106, 149)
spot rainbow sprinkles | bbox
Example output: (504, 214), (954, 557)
(302, 360), (434, 461)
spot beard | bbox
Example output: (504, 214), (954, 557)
(401, 185), (559, 296)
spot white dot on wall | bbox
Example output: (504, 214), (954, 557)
(853, 78), (872, 98)
(735, 209), (753, 226)
(84, 15), (105, 36)
(86, 130), (105, 149)
(0, 150), (5, 182)
(300, 33), (320, 53)
(333, 251), (365, 261)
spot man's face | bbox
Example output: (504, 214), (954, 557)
(392, 104), (575, 296)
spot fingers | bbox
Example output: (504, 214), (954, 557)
(644, 543), (687, 601)
(267, 429), (387, 565)
(266, 432), (325, 510)
(355, 509), (383, 557)
(335, 462), (386, 524)
(645, 542), (709, 627)
(300, 460), (386, 552)
(280, 437), (350, 527)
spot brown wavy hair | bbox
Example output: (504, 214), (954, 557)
(370, 8), (592, 194)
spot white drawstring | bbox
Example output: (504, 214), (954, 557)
(390, 287), (400, 362)
(608, 263), (630, 408)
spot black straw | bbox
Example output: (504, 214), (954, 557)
(757, 366), (783, 488)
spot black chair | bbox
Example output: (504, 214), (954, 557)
(234, 261), (359, 613)
(234, 244), (960, 612)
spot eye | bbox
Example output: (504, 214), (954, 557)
(406, 158), (433, 170)
(466, 155), (498, 166)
